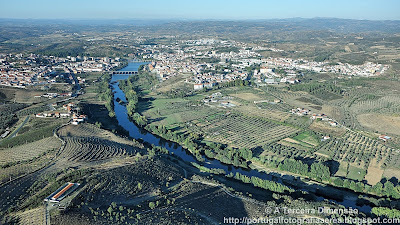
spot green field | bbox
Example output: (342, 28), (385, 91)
(347, 165), (367, 181)
(293, 131), (320, 146)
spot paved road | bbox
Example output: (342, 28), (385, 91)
(7, 115), (30, 139)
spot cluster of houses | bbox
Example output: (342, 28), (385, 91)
(310, 113), (338, 127)
(35, 102), (87, 125)
(291, 108), (310, 116)
(260, 57), (388, 77)
(202, 92), (236, 108)
(254, 66), (301, 85)
(291, 108), (339, 127)
(35, 112), (71, 118)
(0, 53), (120, 88)
(34, 92), (73, 99)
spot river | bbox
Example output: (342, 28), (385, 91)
(111, 62), (372, 213)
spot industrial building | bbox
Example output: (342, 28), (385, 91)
(44, 182), (80, 203)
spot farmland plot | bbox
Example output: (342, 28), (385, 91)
(316, 131), (396, 168)
(199, 114), (299, 149)
(0, 137), (61, 166)
(60, 137), (130, 162)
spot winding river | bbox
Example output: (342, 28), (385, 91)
(111, 62), (372, 213)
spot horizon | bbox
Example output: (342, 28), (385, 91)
(1, 17), (400, 22)
(0, 0), (399, 21)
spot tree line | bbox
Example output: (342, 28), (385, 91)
(287, 82), (343, 95)
(227, 172), (294, 194)
(97, 74), (115, 118)
(119, 78), (148, 127)
(146, 124), (251, 168)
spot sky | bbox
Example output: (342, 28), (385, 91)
(0, 0), (399, 20)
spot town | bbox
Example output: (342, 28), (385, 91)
(0, 53), (121, 87)
(143, 39), (388, 89)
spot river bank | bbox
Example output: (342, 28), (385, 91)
(110, 62), (389, 214)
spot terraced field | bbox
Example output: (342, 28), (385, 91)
(58, 124), (142, 162)
(61, 137), (128, 161)
(0, 137), (61, 166)
(58, 123), (138, 146)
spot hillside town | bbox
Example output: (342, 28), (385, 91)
(0, 39), (389, 89)
(0, 53), (121, 87)
(141, 39), (389, 90)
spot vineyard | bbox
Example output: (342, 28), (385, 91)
(0, 137), (61, 166)
(0, 123), (60, 149)
(58, 124), (142, 162)
(80, 157), (183, 201)
(58, 123), (139, 146)
(60, 137), (128, 161)
(14, 207), (45, 225)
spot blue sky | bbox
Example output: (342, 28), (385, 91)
(0, 0), (399, 20)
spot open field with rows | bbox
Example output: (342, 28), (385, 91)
(58, 123), (139, 146)
(58, 124), (143, 162)
(317, 131), (393, 167)
(15, 207), (45, 225)
(192, 113), (300, 149)
(256, 101), (293, 112)
(61, 137), (128, 162)
(235, 104), (290, 122)
(0, 137), (61, 166)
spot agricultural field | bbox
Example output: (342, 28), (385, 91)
(187, 112), (300, 149)
(60, 137), (129, 162)
(278, 131), (320, 151)
(0, 137), (61, 166)
(230, 92), (263, 101)
(308, 120), (347, 137)
(14, 207), (45, 225)
(347, 165), (367, 181)
(0, 119), (64, 184)
(49, 156), (339, 225)
(57, 124), (143, 162)
(357, 113), (400, 136)
(365, 160), (385, 185)
(235, 104), (290, 122)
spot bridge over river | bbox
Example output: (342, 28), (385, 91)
(111, 59), (150, 75)
(111, 71), (138, 75)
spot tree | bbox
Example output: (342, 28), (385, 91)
(384, 181), (395, 197)
(107, 206), (113, 215)
(137, 182), (142, 191)
(149, 202), (156, 210)
(310, 163), (330, 181)
(333, 177), (344, 187)
(372, 207), (400, 218)
(372, 182), (383, 195)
